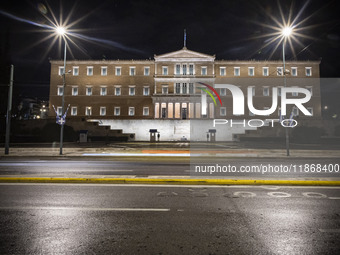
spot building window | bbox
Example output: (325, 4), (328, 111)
(72, 87), (78, 96)
(101, 66), (107, 76)
(263, 67), (269, 76)
(292, 107), (299, 116)
(220, 107), (226, 116)
(201, 66), (207, 76)
(115, 67), (121, 76)
(85, 107), (92, 116)
(71, 107), (77, 116)
(189, 83), (194, 94)
(100, 107), (106, 116)
(248, 67), (255, 76)
(175, 83), (181, 94)
(143, 87), (149, 96)
(87, 66), (93, 76)
(220, 67), (226, 76)
(182, 64), (187, 75)
(291, 67), (297, 76)
(277, 67), (283, 76)
(58, 67), (64, 76)
(162, 86), (168, 94)
(306, 86), (313, 96)
(143, 107), (149, 116)
(57, 107), (62, 116)
(175, 64), (180, 75)
(189, 64), (194, 75)
(144, 67), (150, 76)
(129, 67), (136, 76)
(263, 87), (269, 96)
(129, 87), (135, 96)
(100, 87), (107, 96)
(220, 88), (226, 96)
(182, 83), (187, 94)
(128, 107), (135, 116)
(86, 87), (92, 96)
(305, 67), (312, 76)
(115, 87), (121, 96)
(73, 66), (79, 76)
(114, 107), (120, 116)
(57, 86), (63, 96)
(161, 103), (167, 118)
(307, 107), (313, 116)
(162, 66), (168, 75)
(234, 67), (240, 76)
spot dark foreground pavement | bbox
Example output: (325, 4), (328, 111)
(0, 183), (339, 254)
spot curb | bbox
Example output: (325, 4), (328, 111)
(0, 177), (339, 186)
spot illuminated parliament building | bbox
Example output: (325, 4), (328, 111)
(49, 46), (321, 141)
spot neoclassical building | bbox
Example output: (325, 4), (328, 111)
(49, 47), (321, 141)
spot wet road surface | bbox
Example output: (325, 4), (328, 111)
(0, 183), (339, 254)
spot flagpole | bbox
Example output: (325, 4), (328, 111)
(184, 29), (186, 48)
(283, 38), (290, 156)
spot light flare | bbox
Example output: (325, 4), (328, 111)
(0, 3), (144, 60)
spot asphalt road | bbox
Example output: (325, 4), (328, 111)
(0, 183), (339, 254)
(0, 157), (339, 178)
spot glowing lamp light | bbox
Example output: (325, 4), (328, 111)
(56, 26), (66, 35)
(282, 26), (292, 37)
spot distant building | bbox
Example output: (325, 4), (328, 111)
(17, 98), (49, 120)
(49, 47), (321, 141)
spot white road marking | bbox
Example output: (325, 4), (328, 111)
(157, 191), (178, 197)
(233, 191), (256, 198)
(83, 153), (191, 157)
(0, 206), (170, 212)
(260, 186), (281, 190)
(58, 170), (134, 172)
(318, 229), (340, 233)
(302, 192), (327, 198)
(328, 197), (340, 200)
(267, 192), (291, 198)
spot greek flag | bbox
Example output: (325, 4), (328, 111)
(288, 112), (295, 127)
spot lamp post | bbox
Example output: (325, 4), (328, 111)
(56, 26), (67, 155)
(5, 65), (14, 155)
(282, 26), (292, 156)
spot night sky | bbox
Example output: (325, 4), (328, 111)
(0, 0), (339, 106)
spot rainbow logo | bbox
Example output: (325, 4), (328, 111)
(197, 82), (222, 106)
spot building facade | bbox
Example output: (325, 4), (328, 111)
(49, 47), (321, 141)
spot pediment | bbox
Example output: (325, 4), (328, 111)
(154, 47), (215, 62)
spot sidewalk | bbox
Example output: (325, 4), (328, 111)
(1, 146), (340, 158)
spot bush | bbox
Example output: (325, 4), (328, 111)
(291, 126), (325, 143)
(41, 123), (77, 142)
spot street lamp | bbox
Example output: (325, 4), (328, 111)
(282, 26), (293, 156)
(56, 26), (67, 155)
